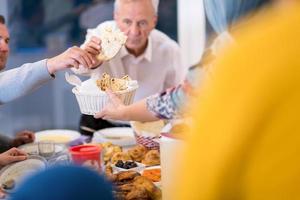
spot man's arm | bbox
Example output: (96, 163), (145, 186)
(0, 59), (53, 105)
(0, 46), (94, 104)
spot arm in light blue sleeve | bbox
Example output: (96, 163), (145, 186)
(0, 59), (54, 105)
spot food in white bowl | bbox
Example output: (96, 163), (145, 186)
(112, 160), (145, 173)
(72, 73), (138, 115)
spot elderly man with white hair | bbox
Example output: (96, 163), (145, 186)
(73, 0), (186, 135)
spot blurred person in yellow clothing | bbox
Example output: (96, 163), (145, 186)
(172, 2), (300, 200)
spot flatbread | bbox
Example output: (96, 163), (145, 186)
(96, 73), (131, 92)
(97, 73), (111, 91)
(97, 24), (127, 61)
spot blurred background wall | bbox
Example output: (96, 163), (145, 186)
(0, 0), (205, 135)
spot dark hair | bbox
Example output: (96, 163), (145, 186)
(0, 15), (5, 24)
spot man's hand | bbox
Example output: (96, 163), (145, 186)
(46, 46), (96, 74)
(11, 130), (35, 147)
(0, 148), (27, 167)
(82, 36), (103, 68)
(94, 90), (127, 120)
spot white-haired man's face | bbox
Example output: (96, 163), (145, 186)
(0, 23), (9, 71)
(114, 0), (157, 56)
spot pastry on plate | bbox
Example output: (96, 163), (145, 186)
(142, 150), (160, 166)
(128, 145), (148, 162)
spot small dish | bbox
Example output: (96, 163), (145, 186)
(92, 127), (136, 147)
(112, 161), (145, 174)
(35, 129), (81, 144)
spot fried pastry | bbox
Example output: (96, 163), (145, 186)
(111, 152), (131, 164)
(112, 171), (162, 200)
(125, 186), (149, 200)
(112, 171), (141, 186)
(142, 150), (160, 166)
(128, 144), (148, 162)
(104, 164), (113, 177)
(133, 176), (161, 200)
(102, 142), (122, 163)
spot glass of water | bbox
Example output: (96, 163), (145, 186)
(38, 141), (55, 158)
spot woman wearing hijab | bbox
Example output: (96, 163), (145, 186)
(172, 1), (300, 199)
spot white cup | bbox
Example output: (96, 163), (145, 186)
(160, 135), (186, 200)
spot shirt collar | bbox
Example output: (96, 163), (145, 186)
(120, 45), (129, 58)
(119, 35), (153, 62)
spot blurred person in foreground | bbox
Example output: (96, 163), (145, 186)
(93, 0), (271, 122)
(10, 165), (114, 200)
(73, 0), (186, 134)
(0, 15), (94, 151)
(0, 165), (114, 199)
(171, 1), (300, 199)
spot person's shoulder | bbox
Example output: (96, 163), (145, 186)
(150, 29), (180, 50)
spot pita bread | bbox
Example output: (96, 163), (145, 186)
(96, 73), (131, 92)
(97, 25), (127, 61)
(110, 78), (128, 91)
(121, 75), (131, 81)
(96, 73), (111, 91)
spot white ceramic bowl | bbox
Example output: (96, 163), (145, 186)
(92, 127), (136, 147)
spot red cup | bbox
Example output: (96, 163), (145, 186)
(69, 144), (102, 172)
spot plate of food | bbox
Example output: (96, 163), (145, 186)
(35, 129), (81, 144)
(92, 127), (136, 147)
(110, 171), (162, 200)
(18, 143), (66, 156)
(0, 155), (47, 193)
